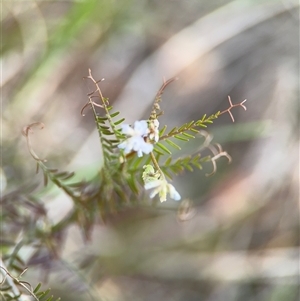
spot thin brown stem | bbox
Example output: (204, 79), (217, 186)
(85, 69), (122, 141)
(0, 263), (39, 301)
(219, 96), (247, 122)
(206, 143), (232, 176)
(22, 122), (47, 162)
(150, 77), (178, 120)
(150, 152), (165, 180)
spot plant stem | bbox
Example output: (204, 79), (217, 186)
(0, 258), (21, 297)
(150, 152), (165, 180)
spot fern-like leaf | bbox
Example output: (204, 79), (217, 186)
(160, 112), (220, 141)
(161, 154), (211, 179)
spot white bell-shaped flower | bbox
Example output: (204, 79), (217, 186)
(144, 178), (181, 202)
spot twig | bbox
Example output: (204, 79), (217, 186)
(206, 143), (232, 176)
(150, 77), (178, 120)
(80, 80), (105, 116)
(0, 258), (39, 300)
(0, 258), (21, 298)
(220, 96), (247, 122)
(22, 122), (47, 162)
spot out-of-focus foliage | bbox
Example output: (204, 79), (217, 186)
(1, 0), (299, 300)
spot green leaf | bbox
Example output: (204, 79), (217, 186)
(163, 169), (172, 180)
(187, 120), (195, 127)
(104, 138), (119, 144)
(159, 125), (167, 136)
(127, 175), (139, 194)
(182, 132), (195, 139)
(96, 116), (107, 122)
(36, 288), (51, 298)
(161, 153), (208, 177)
(168, 127), (178, 135)
(156, 142), (172, 154)
(114, 184), (129, 203)
(129, 156), (144, 170)
(102, 130), (114, 135)
(114, 118), (125, 125)
(33, 283), (42, 294)
(165, 139), (181, 150)
(59, 172), (75, 180)
(178, 124), (187, 131)
(43, 171), (48, 187)
(110, 111), (120, 118)
(185, 164), (193, 172)
(53, 171), (68, 178)
(174, 134), (189, 142)
(99, 125), (110, 130)
(155, 152), (162, 163)
(164, 157), (172, 166)
(153, 148), (165, 156)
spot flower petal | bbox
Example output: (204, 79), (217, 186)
(158, 189), (167, 202)
(168, 184), (181, 201)
(140, 142), (153, 154)
(121, 124), (135, 135)
(133, 120), (149, 136)
(149, 188), (159, 199)
(144, 180), (162, 190)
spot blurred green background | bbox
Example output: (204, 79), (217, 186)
(1, 0), (299, 300)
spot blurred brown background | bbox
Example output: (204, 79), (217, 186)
(2, 0), (299, 300)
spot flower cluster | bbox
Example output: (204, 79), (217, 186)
(144, 178), (181, 202)
(118, 120), (155, 157)
(142, 165), (181, 202)
(118, 121), (181, 203)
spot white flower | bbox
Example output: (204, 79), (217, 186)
(148, 119), (160, 142)
(144, 178), (181, 202)
(118, 120), (153, 157)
